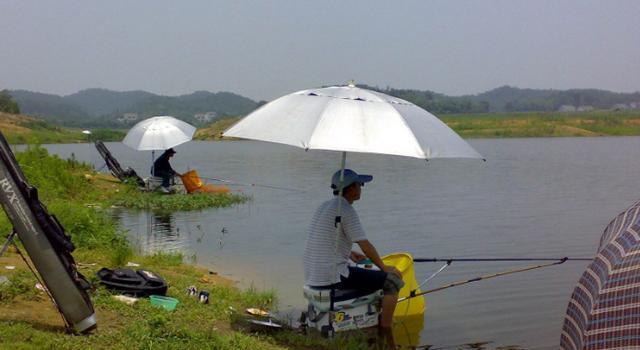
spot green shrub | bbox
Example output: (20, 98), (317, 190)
(110, 185), (249, 212)
(90, 129), (127, 142)
(2, 146), (130, 253)
(15, 146), (92, 200)
(0, 270), (38, 303)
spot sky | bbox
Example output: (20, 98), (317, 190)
(1, 0), (639, 101)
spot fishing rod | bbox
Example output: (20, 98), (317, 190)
(413, 257), (593, 262)
(198, 175), (304, 192)
(399, 258), (570, 302)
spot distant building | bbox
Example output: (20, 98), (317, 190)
(630, 101), (640, 109)
(612, 103), (630, 110)
(577, 105), (594, 112)
(558, 105), (576, 112)
(194, 111), (217, 123)
(118, 113), (138, 123)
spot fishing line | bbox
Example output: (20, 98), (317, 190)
(198, 175), (304, 192)
(416, 261), (451, 291)
(399, 258), (569, 302)
(399, 261), (451, 318)
(413, 257), (592, 262)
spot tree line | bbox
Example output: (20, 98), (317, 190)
(0, 90), (20, 114)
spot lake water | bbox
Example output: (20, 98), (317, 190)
(40, 136), (640, 349)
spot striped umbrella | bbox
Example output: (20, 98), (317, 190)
(561, 199), (640, 349)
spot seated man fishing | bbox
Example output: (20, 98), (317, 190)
(153, 148), (181, 193)
(303, 169), (404, 328)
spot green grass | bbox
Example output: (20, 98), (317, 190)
(0, 112), (126, 144)
(0, 258), (283, 349)
(441, 110), (640, 138)
(0, 270), (40, 304)
(88, 129), (127, 142)
(5, 129), (86, 144)
(194, 116), (242, 140)
(109, 182), (249, 212)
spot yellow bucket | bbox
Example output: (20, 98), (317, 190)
(180, 170), (230, 194)
(393, 314), (424, 348)
(180, 170), (203, 193)
(382, 252), (426, 318)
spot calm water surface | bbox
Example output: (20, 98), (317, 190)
(42, 137), (640, 349)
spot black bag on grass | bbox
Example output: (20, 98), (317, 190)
(97, 268), (167, 297)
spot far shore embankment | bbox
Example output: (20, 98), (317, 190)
(197, 110), (640, 140)
(5, 110), (640, 145)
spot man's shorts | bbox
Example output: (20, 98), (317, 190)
(338, 266), (404, 296)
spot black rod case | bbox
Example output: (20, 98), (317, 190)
(94, 140), (144, 186)
(0, 132), (96, 333)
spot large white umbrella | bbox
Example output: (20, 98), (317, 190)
(224, 84), (482, 160)
(122, 116), (196, 151)
(224, 84), (484, 293)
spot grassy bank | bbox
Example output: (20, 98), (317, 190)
(194, 117), (243, 140)
(0, 146), (376, 349)
(196, 110), (640, 141)
(99, 179), (249, 212)
(441, 110), (640, 138)
(9, 109), (640, 146)
(0, 112), (125, 144)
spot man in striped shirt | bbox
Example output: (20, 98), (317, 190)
(303, 169), (404, 329)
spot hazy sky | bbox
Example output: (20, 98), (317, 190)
(1, 0), (638, 101)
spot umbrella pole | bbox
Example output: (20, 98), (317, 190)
(328, 152), (347, 337)
(334, 151), (347, 281)
(151, 150), (155, 175)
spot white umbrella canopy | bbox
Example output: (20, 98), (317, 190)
(224, 85), (483, 160)
(123, 116), (196, 151)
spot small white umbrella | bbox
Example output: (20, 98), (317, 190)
(122, 116), (196, 175)
(122, 116), (196, 151)
(224, 84), (484, 289)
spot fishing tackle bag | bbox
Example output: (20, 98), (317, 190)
(0, 132), (96, 333)
(97, 268), (167, 297)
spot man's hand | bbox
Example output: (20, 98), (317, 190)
(350, 251), (366, 262)
(382, 265), (402, 279)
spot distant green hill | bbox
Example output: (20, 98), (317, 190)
(9, 90), (91, 126)
(65, 88), (156, 117)
(468, 86), (640, 112)
(8, 86), (640, 127)
(8, 89), (259, 127)
(364, 85), (640, 114)
(362, 85), (490, 114)
(109, 90), (258, 121)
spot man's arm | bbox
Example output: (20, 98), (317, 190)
(356, 239), (401, 278)
(168, 162), (180, 176)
